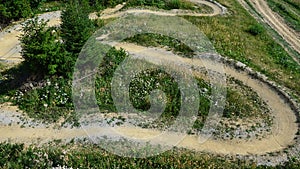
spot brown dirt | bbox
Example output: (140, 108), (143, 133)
(0, 43), (298, 156)
(0, 0), (298, 157)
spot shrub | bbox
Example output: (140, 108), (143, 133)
(13, 77), (73, 123)
(20, 18), (72, 76)
(246, 24), (264, 36)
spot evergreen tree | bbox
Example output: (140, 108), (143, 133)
(60, 0), (95, 55)
(0, 0), (32, 25)
(20, 18), (71, 76)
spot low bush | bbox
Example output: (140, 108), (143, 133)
(246, 24), (264, 36)
(13, 77), (73, 123)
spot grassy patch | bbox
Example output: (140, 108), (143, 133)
(94, 47), (271, 130)
(12, 77), (74, 124)
(2, 141), (300, 168)
(33, 1), (65, 14)
(125, 33), (194, 58)
(125, 0), (196, 10)
(224, 78), (270, 120)
(123, 8), (300, 98)
(0, 142), (255, 168)
(10, 45), (272, 129)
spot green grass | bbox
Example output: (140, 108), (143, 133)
(2, 0), (295, 133)
(125, 33), (194, 57)
(0, 142), (258, 168)
(9, 45), (271, 127)
(123, 2), (300, 98)
(12, 77), (74, 124)
(125, 0), (196, 10)
(224, 77), (270, 120)
(122, 0), (214, 14)
(1, 0), (300, 168)
(1, 142), (300, 168)
(266, 0), (300, 32)
(94, 47), (271, 130)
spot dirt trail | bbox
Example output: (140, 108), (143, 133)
(238, 0), (300, 64)
(113, 43), (298, 155)
(0, 1), (224, 64)
(90, 0), (224, 19)
(0, 43), (298, 156)
(0, 0), (298, 159)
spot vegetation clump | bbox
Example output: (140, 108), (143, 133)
(246, 23), (264, 36)
(1, 0), (300, 168)
(125, 0), (196, 10)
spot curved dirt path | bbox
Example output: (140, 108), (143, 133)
(0, 43), (298, 156)
(237, 0), (300, 64)
(112, 43), (298, 155)
(0, 0), (298, 160)
(0, 0), (224, 64)
(90, 0), (224, 19)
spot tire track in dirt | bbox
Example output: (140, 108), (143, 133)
(0, 0), (298, 163)
(238, 0), (300, 64)
(0, 43), (298, 157)
(0, 1), (224, 64)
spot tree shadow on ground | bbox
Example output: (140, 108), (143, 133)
(0, 62), (44, 97)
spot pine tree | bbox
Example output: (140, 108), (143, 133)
(60, 0), (95, 55)
(20, 18), (71, 76)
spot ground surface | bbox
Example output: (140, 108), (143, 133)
(0, 0), (299, 166)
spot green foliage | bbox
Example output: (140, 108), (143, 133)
(184, 0), (300, 96)
(13, 77), (74, 123)
(166, 0), (194, 10)
(60, 0), (95, 55)
(129, 69), (181, 117)
(20, 18), (72, 76)
(0, 0), (33, 25)
(224, 88), (251, 118)
(95, 48), (129, 112)
(33, 0), (65, 14)
(19, 0), (99, 78)
(267, 41), (299, 70)
(2, 142), (300, 168)
(88, 0), (127, 10)
(246, 24), (264, 36)
(0, 142), (254, 168)
(125, 33), (194, 58)
(125, 0), (195, 10)
(29, 0), (46, 9)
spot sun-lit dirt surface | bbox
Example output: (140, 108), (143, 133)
(0, 43), (297, 156)
(0, 1), (224, 64)
(0, 0), (298, 163)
